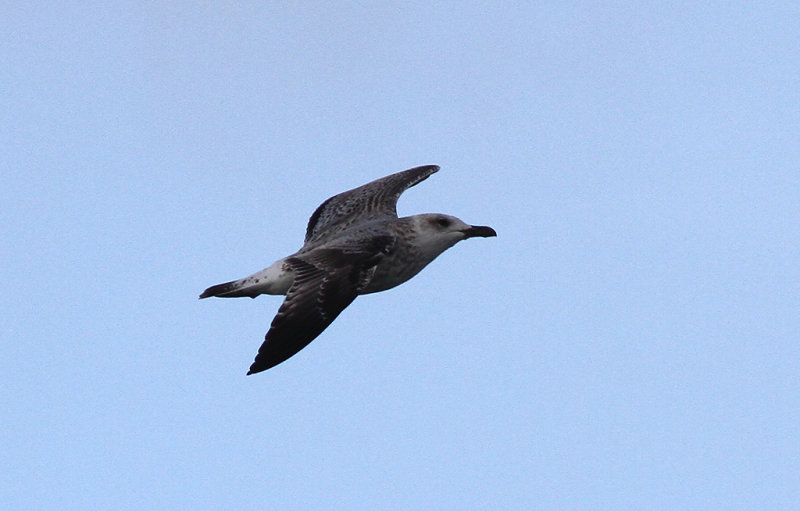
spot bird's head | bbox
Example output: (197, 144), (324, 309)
(410, 213), (497, 256)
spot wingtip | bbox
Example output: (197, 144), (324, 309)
(419, 164), (439, 173)
(247, 358), (265, 375)
(246, 365), (263, 376)
(404, 164), (439, 175)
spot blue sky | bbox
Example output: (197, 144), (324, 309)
(3, 2), (799, 509)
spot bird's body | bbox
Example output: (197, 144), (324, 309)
(200, 165), (496, 374)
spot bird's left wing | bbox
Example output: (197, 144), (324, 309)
(247, 235), (394, 374)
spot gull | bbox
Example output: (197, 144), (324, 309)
(200, 165), (496, 374)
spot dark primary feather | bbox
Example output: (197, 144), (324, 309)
(304, 165), (439, 245)
(247, 236), (394, 374)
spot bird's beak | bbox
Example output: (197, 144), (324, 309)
(462, 225), (497, 238)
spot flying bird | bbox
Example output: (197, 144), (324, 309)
(200, 165), (496, 374)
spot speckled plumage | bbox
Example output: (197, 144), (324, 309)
(200, 165), (496, 374)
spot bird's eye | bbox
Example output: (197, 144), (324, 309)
(436, 217), (452, 228)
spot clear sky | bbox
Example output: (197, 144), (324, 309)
(3, 2), (799, 509)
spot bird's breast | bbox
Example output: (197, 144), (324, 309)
(359, 244), (429, 294)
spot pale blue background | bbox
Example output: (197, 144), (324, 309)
(3, 2), (799, 509)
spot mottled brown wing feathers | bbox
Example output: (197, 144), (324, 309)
(246, 237), (393, 374)
(304, 165), (439, 244)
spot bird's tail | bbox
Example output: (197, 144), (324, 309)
(199, 279), (259, 299)
(199, 261), (294, 299)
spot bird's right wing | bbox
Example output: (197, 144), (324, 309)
(304, 165), (439, 244)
